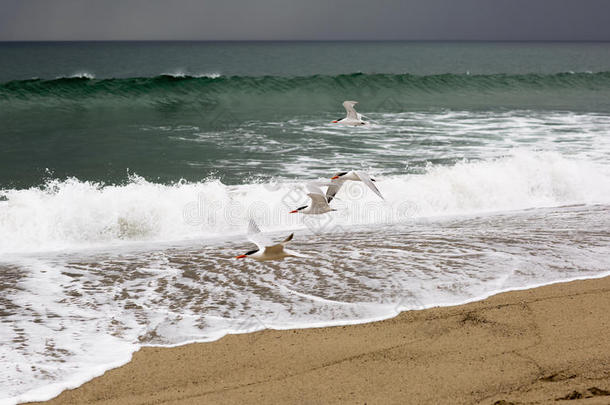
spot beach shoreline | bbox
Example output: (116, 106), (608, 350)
(28, 275), (610, 405)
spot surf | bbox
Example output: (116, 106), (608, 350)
(2, 151), (609, 255)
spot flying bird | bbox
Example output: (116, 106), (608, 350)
(235, 219), (305, 261)
(290, 183), (336, 215)
(326, 171), (384, 203)
(332, 101), (368, 126)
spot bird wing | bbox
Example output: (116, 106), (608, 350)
(306, 182), (326, 197)
(354, 171), (384, 200)
(247, 219), (273, 249)
(281, 233), (294, 244)
(342, 100), (359, 120)
(284, 248), (310, 258)
(325, 180), (345, 204)
(307, 192), (331, 210)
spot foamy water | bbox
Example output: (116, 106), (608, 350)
(2, 149), (610, 403)
(1, 150), (609, 255)
(2, 203), (610, 404)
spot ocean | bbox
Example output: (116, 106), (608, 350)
(1, 41), (610, 404)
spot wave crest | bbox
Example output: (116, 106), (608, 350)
(2, 71), (610, 112)
(1, 151), (609, 254)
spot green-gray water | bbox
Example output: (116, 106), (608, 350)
(2, 41), (610, 188)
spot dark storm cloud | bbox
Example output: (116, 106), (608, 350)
(1, 0), (609, 41)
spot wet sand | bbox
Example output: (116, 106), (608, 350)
(33, 276), (610, 405)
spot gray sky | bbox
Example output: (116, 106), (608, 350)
(1, 0), (609, 41)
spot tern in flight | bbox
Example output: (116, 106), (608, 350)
(332, 101), (368, 126)
(290, 183), (336, 215)
(326, 171), (384, 203)
(235, 219), (304, 261)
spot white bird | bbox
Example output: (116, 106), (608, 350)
(290, 183), (336, 215)
(326, 171), (384, 203)
(331, 101), (368, 126)
(235, 219), (304, 261)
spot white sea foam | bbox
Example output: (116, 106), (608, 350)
(68, 72), (95, 79)
(162, 70), (221, 78)
(162, 70), (188, 77)
(1, 151), (609, 255)
(194, 72), (221, 78)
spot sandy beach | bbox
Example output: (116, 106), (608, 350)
(30, 276), (610, 405)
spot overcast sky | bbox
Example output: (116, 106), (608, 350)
(1, 0), (609, 41)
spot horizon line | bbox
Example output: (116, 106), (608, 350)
(1, 39), (610, 43)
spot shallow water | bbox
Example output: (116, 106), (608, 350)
(2, 204), (609, 403)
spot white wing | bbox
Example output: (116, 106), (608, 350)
(247, 219), (273, 249)
(304, 182), (332, 211)
(354, 171), (384, 200)
(325, 180), (345, 204)
(284, 248), (310, 258)
(306, 182), (326, 197)
(342, 100), (359, 120)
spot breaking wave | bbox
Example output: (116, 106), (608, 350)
(2, 151), (609, 255)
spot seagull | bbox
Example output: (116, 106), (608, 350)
(235, 219), (305, 261)
(332, 101), (368, 126)
(326, 171), (384, 203)
(290, 183), (336, 215)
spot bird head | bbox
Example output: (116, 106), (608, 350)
(289, 205), (308, 213)
(330, 171), (348, 180)
(235, 248), (259, 259)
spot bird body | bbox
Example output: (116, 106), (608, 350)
(290, 183), (336, 215)
(326, 170), (384, 203)
(332, 101), (368, 126)
(235, 220), (304, 261)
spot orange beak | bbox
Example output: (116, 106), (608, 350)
(331, 120), (338, 123)
(331, 175), (339, 180)
(235, 254), (247, 259)
(289, 210), (298, 213)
